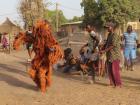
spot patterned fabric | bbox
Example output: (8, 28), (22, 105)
(105, 32), (121, 62)
(124, 32), (138, 48)
(87, 36), (95, 51)
(79, 54), (87, 64)
(87, 32), (99, 52)
(64, 52), (77, 65)
(1, 35), (8, 48)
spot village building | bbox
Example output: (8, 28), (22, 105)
(0, 17), (22, 35)
(60, 21), (83, 36)
(0, 18), (22, 50)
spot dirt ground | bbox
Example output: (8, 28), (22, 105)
(0, 50), (140, 105)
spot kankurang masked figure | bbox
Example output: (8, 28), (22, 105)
(13, 20), (63, 93)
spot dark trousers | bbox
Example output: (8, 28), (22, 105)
(63, 64), (76, 73)
(87, 61), (96, 81)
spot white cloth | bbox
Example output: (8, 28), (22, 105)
(90, 31), (96, 37)
(85, 49), (98, 61)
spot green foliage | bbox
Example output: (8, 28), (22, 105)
(81, 0), (140, 28)
(44, 9), (68, 31)
(18, 0), (68, 30)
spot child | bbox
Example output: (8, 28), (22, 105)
(98, 44), (106, 79)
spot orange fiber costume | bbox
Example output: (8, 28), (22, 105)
(13, 20), (63, 93)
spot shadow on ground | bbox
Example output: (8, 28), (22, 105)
(12, 55), (27, 61)
(123, 76), (140, 84)
(0, 63), (27, 77)
(0, 72), (37, 91)
(53, 69), (108, 87)
(54, 67), (140, 89)
(1, 61), (139, 90)
(122, 76), (140, 89)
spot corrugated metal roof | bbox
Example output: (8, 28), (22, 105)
(61, 21), (82, 26)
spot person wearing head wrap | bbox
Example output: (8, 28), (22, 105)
(100, 22), (122, 87)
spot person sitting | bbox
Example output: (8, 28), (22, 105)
(63, 48), (77, 73)
(77, 48), (89, 75)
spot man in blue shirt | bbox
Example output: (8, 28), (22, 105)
(123, 25), (139, 71)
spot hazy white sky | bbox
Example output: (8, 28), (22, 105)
(48, 0), (83, 19)
(0, 0), (83, 23)
(0, 0), (20, 22)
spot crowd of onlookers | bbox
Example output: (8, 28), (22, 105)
(1, 22), (139, 88)
(56, 23), (139, 88)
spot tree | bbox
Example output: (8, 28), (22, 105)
(44, 9), (68, 31)
(81, 0), (140, 29)
(18, 0), (67, 31)
(18, 0), (46, 29)
(133, 0), (140, 18)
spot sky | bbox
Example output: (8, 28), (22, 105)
(0, 0), (83, 24)
(0, 0), (20, 23)
(48, 0), (83, 19)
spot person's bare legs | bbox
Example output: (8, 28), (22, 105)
(130, 59), (134, 71)
(124, 58), (130, 70)
(28, 49), (32, 58)
(27, 49), (32, 62)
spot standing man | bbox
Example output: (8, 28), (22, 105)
(81, 25), (99, 84)
(26, 26), (33, 62)
(84, 25), (99, 55)
(123, 25), (139, 71)
(100, 22), (122, 87)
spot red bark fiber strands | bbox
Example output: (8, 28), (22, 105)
(13, 19), (63, 93)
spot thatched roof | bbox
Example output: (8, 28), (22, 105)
(0, 18), (21, 34)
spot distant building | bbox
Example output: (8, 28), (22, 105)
(60, 21), (83, 36)
(0, 18), (22, 35)
(127, 21), (140, 40)
(127, 22), (140, 30)
(0, 18), (22, 45)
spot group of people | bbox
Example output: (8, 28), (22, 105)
(12, 19), (139, 93)
(61, 23), (139, 88)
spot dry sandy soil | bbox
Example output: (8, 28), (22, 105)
(0, 50), (140, 105)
